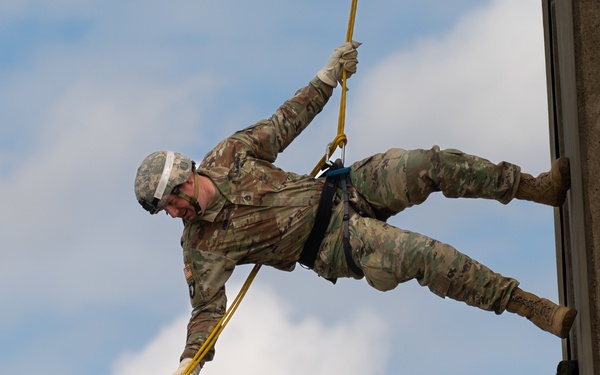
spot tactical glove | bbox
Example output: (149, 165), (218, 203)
(171, 358), (200, 375)
(317, 40), (361, 87)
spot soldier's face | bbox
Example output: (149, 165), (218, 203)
(164, 195), (196, 220)
(163, 174), (197, 220)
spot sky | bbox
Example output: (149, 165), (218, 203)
(0, 0), (568, 374)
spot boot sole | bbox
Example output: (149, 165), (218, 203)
(559, 307), (577, 339)
(553, 157), (571, 207)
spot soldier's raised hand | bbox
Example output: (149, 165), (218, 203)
(317, 40), (361, 87)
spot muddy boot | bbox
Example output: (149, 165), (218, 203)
(515, 157), (571, 206)
(506, 288), (577, 338)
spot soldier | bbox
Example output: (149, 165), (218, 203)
(134, 42), (577, 375)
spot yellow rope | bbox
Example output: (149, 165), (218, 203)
(183, 2), (358, 373)
(310, 0), (358, 177)
(183, 264), (261, 374)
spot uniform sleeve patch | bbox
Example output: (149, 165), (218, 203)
(184, 264), (193, 280)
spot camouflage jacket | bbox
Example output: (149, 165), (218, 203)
(179, 77), (333, 361)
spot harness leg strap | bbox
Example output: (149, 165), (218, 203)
(339, 168), (364, 277)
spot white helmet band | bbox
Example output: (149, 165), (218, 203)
(154, 150), (175, 200)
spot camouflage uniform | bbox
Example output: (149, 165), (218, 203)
(180, 77), (520, 363)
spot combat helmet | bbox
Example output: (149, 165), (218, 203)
(135, 150), (193, 214)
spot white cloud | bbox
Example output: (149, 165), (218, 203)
(111, 284), (390, 375)
(111, 314), (188, 375)
(345, 0), (549, 172)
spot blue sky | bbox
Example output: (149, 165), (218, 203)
(1, 0), (567, 374)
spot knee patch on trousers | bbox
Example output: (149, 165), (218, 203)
(430, 272), (452, 298)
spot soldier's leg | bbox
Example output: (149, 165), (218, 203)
(350, 146), (570, 214)
(350, 215), (518, 313)
(350, 216), (576, 337)
(350, 146), (521, 215)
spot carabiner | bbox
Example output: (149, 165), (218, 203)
(325, 143), (333, 167)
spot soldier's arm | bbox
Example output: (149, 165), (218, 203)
(230, 77), (334, 162)
(180, 251), (236, 366)
(226, 41), (360, 163)
(180, 285), (227, 364)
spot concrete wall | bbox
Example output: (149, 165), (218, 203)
(542, 0), (600, 373)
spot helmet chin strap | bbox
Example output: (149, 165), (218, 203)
(173, 174), (203, 216)
(191, 174), (202, 215)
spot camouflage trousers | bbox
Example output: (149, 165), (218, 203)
(314, 146), (521, 314)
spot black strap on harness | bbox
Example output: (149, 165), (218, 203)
(298, 159), (364, 278)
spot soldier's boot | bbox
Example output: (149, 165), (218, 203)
(506, 288), (577, 338)
(515, 157), (571, 207)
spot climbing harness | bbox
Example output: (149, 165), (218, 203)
(299, 159), (364, 281)
(183, 1), (359, 373)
